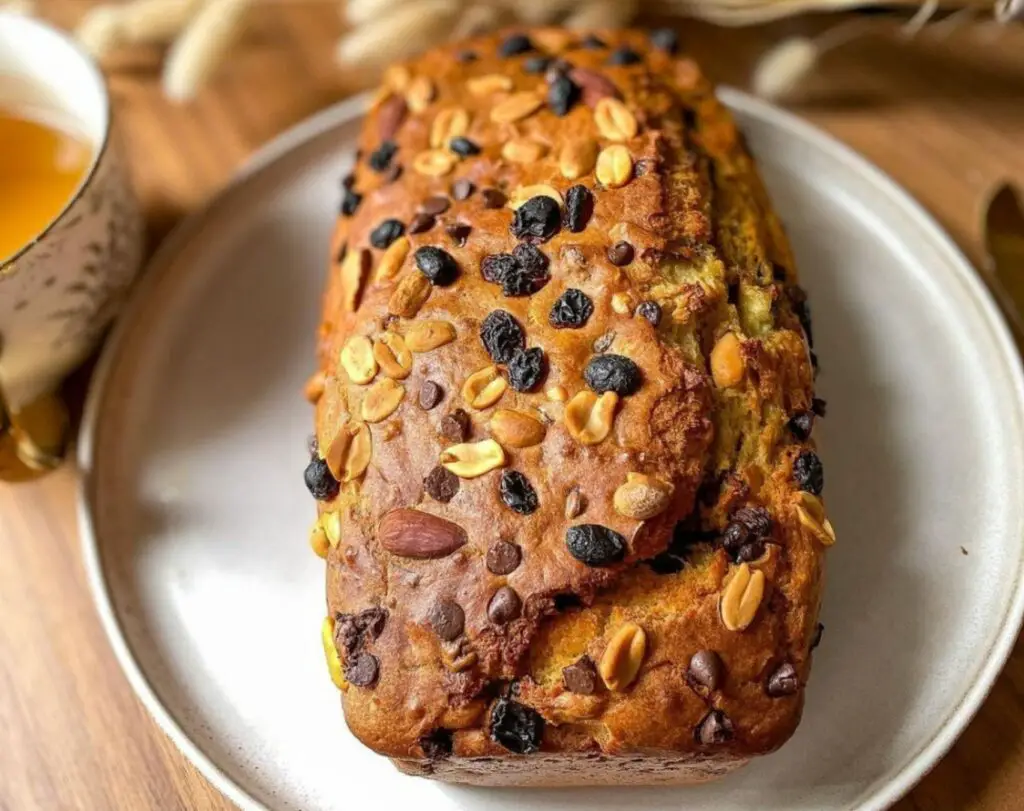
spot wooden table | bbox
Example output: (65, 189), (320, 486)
(3, 3), (1024, 809)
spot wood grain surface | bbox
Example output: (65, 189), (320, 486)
(2, 3), (1023, 809)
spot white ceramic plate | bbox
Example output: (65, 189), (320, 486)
(79, 90), (1024, 811)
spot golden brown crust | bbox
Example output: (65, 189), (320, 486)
(307, 27), (831, 780)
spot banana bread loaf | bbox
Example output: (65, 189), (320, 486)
(304, 26), (832, 786)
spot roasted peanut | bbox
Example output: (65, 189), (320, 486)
(508, 184), (564, 209)
(413, 149), (457, 177)
(430, 106), (470, 148)
(322, 616), (347, 690)
(720, 563), (765, 631)
(325, 422), (372, 482)
(796, 491), (836, 546)
(467, 74), (512, 96)
(373, 333), (412, 379)
(594, 97), (638, 142)
(613, 473), (673, 520)
(502, 139), (547, 164)
(462, 365), (507, 409)
(339, 335), (377, 384)
(599, 622), (647, 691)
(440, 439), (506, 478)
(559, 138), (599, 179)
(361, 378), (405, 423)
(565, 390), (619, 445)
(711, 332), (745, 388)
(405, 319), (456, 352)
(491, 91), (543, 124)
(374, 235), (410, 284)
(489, 408), (546, 448)
(388, 272), (432, 318)
(595, 144), (633, 188)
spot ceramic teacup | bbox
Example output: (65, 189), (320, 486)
(0, 12), (144, 481)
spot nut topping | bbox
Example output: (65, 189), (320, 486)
(613, 473), (674, 520)
(489, 408), (546, 448)
(462, 365), (508, 409)
(405, 75), (435, 113)
(322, 617), (347, 690)
(720, 562), (766, 631)
(361, 378), (405, 423)
(564, 390), (618, 445)
(710, 332), (744, 388)
(795, 491), (836, 546)
(559, 138), (599, 180)
(594, 97), (638, 142)
(372, 333), (413, 379)
(467, 73), (513, 95)
(595, 144), (633, 188)
(388, 272), (432, 318)
(412, 149), (457, 177)
(440, 439), (507, 478)
(430, 107), (470, 148)
(405, 320), (456, 352)
(508, 184), (564, 210)
(502, 139), (547, 164)
(325, 422), (372, 482)
(378, 508), (467, 558)
(340, 335), (377, 384)
(491, 91), (544, 124)
(374, 235), (410, 283)
(339, 247), (371, 312)
(599, 622), (647, 691)
(309, 519), (329, 559)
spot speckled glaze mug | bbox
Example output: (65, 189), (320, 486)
(0, 12), (144, 480)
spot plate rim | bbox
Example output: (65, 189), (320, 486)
(76, 87), (1024, 811)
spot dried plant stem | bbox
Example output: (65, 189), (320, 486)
(163, 0), (253, 101)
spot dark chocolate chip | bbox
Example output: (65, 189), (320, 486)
(687, 650), (724, 692)
(487, 586), (522, 625)
(420, 195), (451, 216)
(636, 300), (661, 326)
(370, 218), (405, 249)
(549, 288), (594, 329)
(446, 223), (471, 246)
(511, 196), (561, 243)
(499, 33), (535, 58)
(345, 652), (380, 687)
(499, 470), (539, 514)
(766, 662), (800, 697)
(607, 46), (642, 66)
(548, 74), (580, 117)
(695, 709), (733, 745)
(357, 607), (387, 641)
(424, 465), (459, 503)
(481, 188), (507, 209)
(480, 310), (525, 364)
(507, 347), (545, 392)
(414, 245), (459, 286)
(566, 524), (626, 567)
(304, 457), (339, 501)
(428, 599), (465, 641)
(452, 178), (475, 200)
(449, 136), (481, 157)
(486, 540), (522, 575)
(419, 380), (444, 410)
(439, 408), (471, 442)
(788, 410), (814, 441)
(650, 27), (680, 54)
(524, 54), (552, 74)
(367, 140), (398, 172)
(793, 449), (824, 495)
(563, 185), (594, 233)
(562, 657), (598, 695)
(580, 34), (607, 49)
(607, 241), (634, 266)
(407, 212), (436, 234)
(584, 354), (642, 396)
(341, 188), (362, 217)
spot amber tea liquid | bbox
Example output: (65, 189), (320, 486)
(0, 105), (92, 261)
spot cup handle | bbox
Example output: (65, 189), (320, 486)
(0, 378), (70, 478)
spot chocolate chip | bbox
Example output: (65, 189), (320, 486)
(480, 309), (525, 363)
(580, 34), (607, 49)
(419, 728), (453, 759)
(370, 218), (405, 249)
(428, 599), (465, 641)
(499, 33), (535, 58)
(650, 28), (680, 54)
(687, 650), (724, 692)
(499, 470), (539, 514)
(584, 354), (642, 396)
(481, 188), (507, 209)
(511, 196), (561, 243)
(592, 330), (615, 353)
(446, 223), (471, 246)
(439, 408), (471, 442)
(419, 380), (443, 410)
(334, 608), (387, 656)
(367, 140), (398, 172)
(486, 540), (522, 575)
(793, 450), (824, 495)
(607, 241), (634, 266)
(548, 74), (580, 117)
(549, 288), (594, 329)
(524, 55), (552, 74)
(455, 49), (478, 63)
(341, 188), (362, 217)
(811, 622), (824, 650)
(566, 524), (626, 566)
(488, 586), (522, 625)
(424, 465), (459, 503)
(562, 657), (598, 695)
(490, 697), (544, 754)
(452, 179), (475, 200)
(607, 46), (642, 66)
(636, 300), (661, 326)
(766, 662), (800, 697)
(563, 185), (594, 232)
(449, 136), (481, 157)
(507, 347), (545, 392)
(695, 709), (733, 745)
(414, 245), (459, 286)
(420, 195), (451, 216)
(345, 652), (380, 687)
(407, 213), (435, 234)
(304, 457), (339, 501)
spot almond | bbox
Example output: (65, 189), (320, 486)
(568, 66), (619, 107)
(377, 94), (407, 141)
(489, 409), (546, 448)
(378, 508), (468, 559)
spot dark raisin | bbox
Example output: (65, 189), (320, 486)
(487, 586), (522, 624)
(549, 288), (594, 329)
(812, 397), (828, 417)
(500, 470), (539, 514)
(544, 58), (573, 83)
(480, 310), (525, 363)
(504, 244), (550, 296)
(367, 140), (398, 172)
(428, 599), (465, 641)
(407, 213), (435, 234)
(439, 408), (470, 442)
(446, 223), (471, 246)
(547, 74), (580, 117)
(414, 246), (459, 286)
(695, 710), (733, 745)
(499, 33), (535, 58)
(341, 172), (355, 189)
(424, 465), (459, 503)
(766, 662), (800, 697)
(419, 380), (443, 410)
(455, 49), (478, 63)
(489, 697), (544, 754)
(508, 347), (545, 392)
(419, 728), (454, 759)
(340, 187), (362, 217)
(580, 34), (606, 49)
(686, 650), (724, 692)
(486, 540), (522, 575)
(736, 539), (766, 562)
(811, 622), (825, 650)
(524, 55), (552, 74)
(449, 136), (481, 157)
(788, 410), (814, 441)
(345, 652), (380, 687)
(793, 450), (824, 495)
(481, 188), (507, 208)
(562, 657), (598, 694)
(553, 592), (582, 611)
(420, 195), (450, 216)
(511, 196), (561, 242)
(369, 218), (404, 249)
(721, 521), (751, 558)
(566, 524), (626, 566)
(650, 28), (680, 54)
(452, 178), (475, 200)
(563, 185), (593, 233)
(482, 253), (517, 285)
(607, 241), (634, 266)
(790, 286), (814, 346)
(304, 457), (339, 501)
(636, 300), (661, 326)
(733, 506), (772, 537)
(607, 46), (642, 66)
(584, 354), (642, 396)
